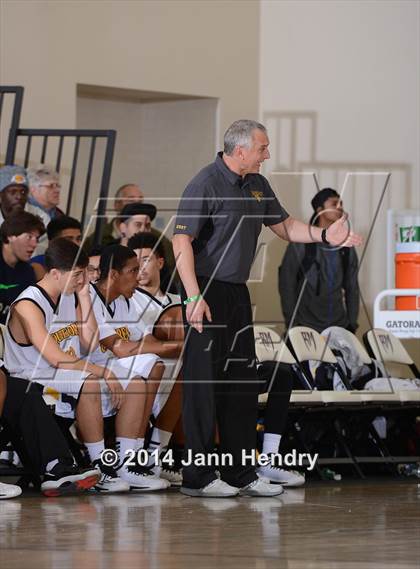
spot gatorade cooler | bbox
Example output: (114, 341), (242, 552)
(395, 221), (420, 310)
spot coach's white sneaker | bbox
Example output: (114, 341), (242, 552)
(118, 461), (170, 492)
(257, 464), (305, 487)
(239, 478), (284, 497)
(90, 461), (130, 493)
(0, 482), (22, 499)
(181, 479), (240, 498)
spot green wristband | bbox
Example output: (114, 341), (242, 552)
(183, 294), (202, 305)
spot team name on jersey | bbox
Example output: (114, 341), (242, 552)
(99, 325), (130, 352)
(50, 323), (79, 345)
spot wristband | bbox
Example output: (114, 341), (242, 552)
(321, 228), (330, 245)
(183, 294), (202, 305)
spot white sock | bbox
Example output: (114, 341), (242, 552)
(148, 428), (172, 452)
(116, 437), (136, 466)
(136, 438), (145, 451)
(262, 433), (282, 455)
(45, 459), (59, 473)
(85, 440), (105, 464)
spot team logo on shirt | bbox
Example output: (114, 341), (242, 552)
(251, 191), (263, 202)
(50, 323), (79, 345)
(100, 326), (130, 352)
(176, 224), (187, 230)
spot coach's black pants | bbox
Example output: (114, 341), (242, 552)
(1, 375), (73, 473)
(181, 278), (259, 489)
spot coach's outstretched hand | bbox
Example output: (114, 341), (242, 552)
(326, 214), (363, 248)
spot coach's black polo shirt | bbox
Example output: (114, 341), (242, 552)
(174, 152), (289, 283)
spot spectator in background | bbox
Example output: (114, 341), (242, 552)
(279, 188), (359, 333)
(119, 203), (176, 291)
(85, 184), (173, 269)
(118, 202), (157, 246)
(27, 166), (65, 256)
(91, 183), (145, 247)
(0, 211), (45, 324)
(0, 165), (50, 227)
(0, 165), (29, 223)
(27, 166), (65, 220)
(30, 216), (82, 271)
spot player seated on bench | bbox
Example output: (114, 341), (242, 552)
(128, 232), (184, 484)
(86, 244), (183, 484)
(4, 238), (167, 493)
(0, 359), (99, 497)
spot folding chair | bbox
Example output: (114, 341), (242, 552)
(254, 325), (324, 476)
(254, 325), (320, 403)
(322, 326), (404, 404)
(363, 328), (420, 404)
(322, 326), (409, 472)
(287, 326), (366, 477)
(363, 329), (420, 462)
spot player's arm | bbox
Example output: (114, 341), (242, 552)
(12, 301), (106, 378)
(100, 333), (182, 359)
(76, 283), (99, 352)
(269, 215), (362, 247)
(172, 234), (200, 298)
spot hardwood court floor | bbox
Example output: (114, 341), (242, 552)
(1, 480), (419, 569)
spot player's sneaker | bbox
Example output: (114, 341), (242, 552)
(0, 482), (22, 499)
(90, 460), (130, 493)
(118, 459), (170, 492)
(41, 461), (100, 497)
(152, 464), (183, 486)
(257, 464), (305, 487)
(239, 477), (284, 497)
(181, 479), (240, 498)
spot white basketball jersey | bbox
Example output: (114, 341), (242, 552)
(4, 285), (80, 381)
(89, 283), (149, 365)
(132, 288), (181, 335)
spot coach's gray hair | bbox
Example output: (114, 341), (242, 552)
(223, 120), (267, 156)
(27, 165), (59, 188)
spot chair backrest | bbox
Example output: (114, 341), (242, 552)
(0, 323), (6, 361)
(322, 326), (372, 365)
(288, 326), (337, 364)
(254, 326), (296, 365)
(364, 328), (414, 366)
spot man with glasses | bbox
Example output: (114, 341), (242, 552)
(27, 166), (65, 220)
(0, 211), (45, 324)
(27, 167), (65, 256)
